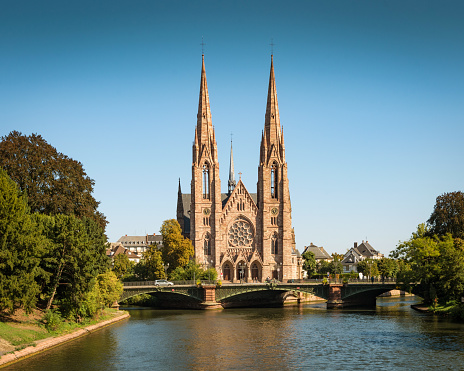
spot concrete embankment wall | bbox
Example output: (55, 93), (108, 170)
(0, 312), (130, 368)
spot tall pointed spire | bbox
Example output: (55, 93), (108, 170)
(261, 55), (283, 164)
(228, 138), (236, 194)
(194, 54), (217, 165)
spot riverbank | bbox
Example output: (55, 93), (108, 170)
(0, 310), (129, 368)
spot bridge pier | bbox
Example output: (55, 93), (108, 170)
(199, 285), (222, 310)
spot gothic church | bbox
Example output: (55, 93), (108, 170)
(177, 55), (301, 282)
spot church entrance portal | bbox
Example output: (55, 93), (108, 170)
(222, 263), (232, 282)
(237, 262), (247, 282)
(251, 263), (261, 282)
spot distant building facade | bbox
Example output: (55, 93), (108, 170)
(107, 242), (141, 263)
(176, 55), (300, 282)
(117, 234), (163, 256)
(341, 241), (384, 273)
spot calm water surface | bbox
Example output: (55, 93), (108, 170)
(5, 296), (464, 370)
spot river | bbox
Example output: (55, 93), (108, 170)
(4, 296), (464, 370)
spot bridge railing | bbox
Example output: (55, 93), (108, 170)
(122, 280), (219, 287)
(287, 277), (397, 284)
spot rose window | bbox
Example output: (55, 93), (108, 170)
(228, 219), (254, 247)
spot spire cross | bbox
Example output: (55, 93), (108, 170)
(270, 38), (275, 55)
(201, 37), (206, 55)
(238, 172), (242, 180)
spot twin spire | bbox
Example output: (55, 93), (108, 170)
(194, 53), (284, 189)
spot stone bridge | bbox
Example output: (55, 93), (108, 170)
(121, 282), (399, 309)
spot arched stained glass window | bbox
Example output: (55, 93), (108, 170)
(204, 234), (211, 256)
(271, 162), (278, 199)
(203, 163), (210, 199)
(271, 233), (278, 254)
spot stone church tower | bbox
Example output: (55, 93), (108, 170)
(177, 55), (301, 282)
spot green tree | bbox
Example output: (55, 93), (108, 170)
(96, 270), (123, 308)
(317, 260), (330, 275)
(0, 168), (43, 314)
(160, 219), (194, 272)
(377, 258), (398, 279)
(391, 224), (464, 304)
(427, 191), (464, 239)
(0, 131), (106, 229)
(113, 253), (134, 279)
(302, 250), (317, 277)
(170, 260), (204, 281)
(328, 261), (343, 275)
(35, 214), (108, 318)
(356, 259), (378, 278)
(356, 260), (369, 276)
(143, 245), (166, 280)
(201, 267), (218, 281)
(331, 252), (344, 262)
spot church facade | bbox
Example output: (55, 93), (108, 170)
(177, 55), (301, 283)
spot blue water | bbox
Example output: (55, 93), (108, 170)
(5, 296), (464, 370)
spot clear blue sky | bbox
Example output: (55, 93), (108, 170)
(1, 1), (463, 256)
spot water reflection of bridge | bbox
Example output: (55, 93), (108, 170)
(121, 282), (399, 309)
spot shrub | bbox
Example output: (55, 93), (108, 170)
(43, 309), (63, 332)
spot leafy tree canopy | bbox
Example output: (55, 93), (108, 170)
(112, 253), (134, 279)
(317, 260), (330, 275)
(302, 250), (317, 277)
(0, 131), (106, 229)
(356, 259), (379, 277)
(391, 224), (464, 304)
(427, 191), (464, 239)
(0, 168), (43, 314)
(143, 245), (166, 281)
(376, 258), (398, 278)
(160, 219), (194, 272)
(328, 261), (343, 275)
(331, 252), (344, 262)
(34, 213), (108, 317)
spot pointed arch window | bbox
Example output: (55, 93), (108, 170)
(204, 233), (211, 256)
(271, 233), (278, 255)
(271, 162), (278, 199)
(203, 163), (210, 199)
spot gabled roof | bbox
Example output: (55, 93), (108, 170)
(302, 243), (332, 260)
(354, 241), (382, 258)
(106, 243), (141, 260)
(221, 179), (258, 216)
(342, 248), (363, 264)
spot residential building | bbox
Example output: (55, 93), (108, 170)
(106, 242), (141, 264)
(341, 241), (384, 273)
(117, 234), (163, 256)
(302, 243), (333, 262)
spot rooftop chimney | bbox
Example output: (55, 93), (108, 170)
(354, 242), (358, 248)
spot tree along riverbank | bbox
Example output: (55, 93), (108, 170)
(0, 309), (129, 368)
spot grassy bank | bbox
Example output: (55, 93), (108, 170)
(430, 301), (464, 320)
(0, 308), (125, 356)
